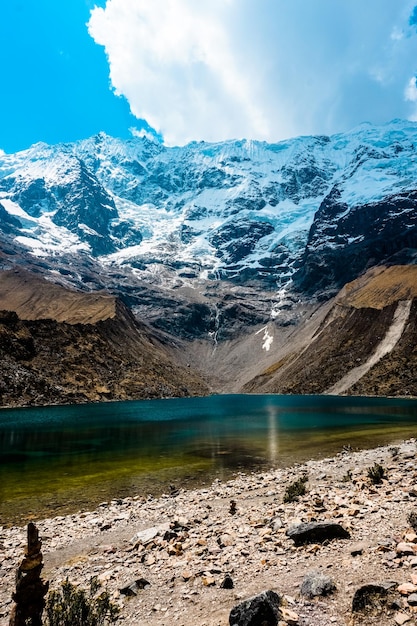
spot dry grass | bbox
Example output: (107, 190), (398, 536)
(261, 353), (294, 376)
(338, 265), (417, 310)
(0, 268), (116, 324)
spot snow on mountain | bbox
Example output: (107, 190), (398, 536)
(1, 119), (417, 301)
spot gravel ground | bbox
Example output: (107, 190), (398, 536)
(2, 438), (417, 626)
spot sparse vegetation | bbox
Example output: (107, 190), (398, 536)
(367, 462), (386, 485)
(283, 473), (308, 503)
(389, 446), (399, 458)
(44, 577), (119, 626)
(262, 354), (294, 376)
(341, 469), (353, 483)
(407, 511), (417, 532)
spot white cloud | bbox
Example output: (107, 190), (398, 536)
(405, 76), (417, 121)
(129, 126), (160, 142)
(88, 0), (268, 144)
(88, 0), (417, 145)
(405, 77), (417, 102)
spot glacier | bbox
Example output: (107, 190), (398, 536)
(0, 119), (416, 324)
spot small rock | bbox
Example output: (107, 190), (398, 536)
(350, 543), (366, 557)
(280, 607), (299, 625)
(271, 517), (283, 531)
(173, 517), (189, 530)
(300, 570), (336, 598)
(394, 612), (411, 625)
(220, 575), (234, 589)
(145, 554), (156, 566)
(396, 543), (416, 556)
(202, 575), (215, 587)
(407, 593), (417, 606)
(119, 578), (150, 596)
(352, 584), (388, 612)
(218, 533), (235, 547)
(347, 507), (361, 517)
(131, 523), (170, 546)
(398, 583), (417, 595)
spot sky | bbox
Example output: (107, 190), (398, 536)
(1, 1), (417, 153)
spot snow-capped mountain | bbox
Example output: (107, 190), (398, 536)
(1, 119), (417, 333)
(0, 131), (333, 288)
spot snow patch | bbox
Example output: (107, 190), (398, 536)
(256, 325), (274, 351)
(0, 198), (37, 223)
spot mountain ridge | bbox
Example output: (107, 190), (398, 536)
(1, 120), (417, 403)
(2, 119), (417, 296)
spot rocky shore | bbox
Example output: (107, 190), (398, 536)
(2, 439), (417, 625)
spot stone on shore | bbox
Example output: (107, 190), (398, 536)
(286, 521), (350, 546)
(351, 584), (389, 612)
(130, 523), (170, 546)
(3, 438), (417, 626)
(300, 570), (336, 598)
(229, 590), (282, 626)
(119, 578), (150, 596)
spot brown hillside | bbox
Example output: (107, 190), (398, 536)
(0, 270), (209, 407)
(336, 264), (417, 309)
(243, 265), (417, 397)
(0, 268), (116, 324)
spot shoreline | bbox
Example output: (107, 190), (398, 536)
(3, 420), (417, 529)
(2, 438), (417, 625)
(1, 391), (417, 412)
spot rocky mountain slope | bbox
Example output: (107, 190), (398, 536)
(243, 265), (417, 397)
(0, 120), (417, 402)
(0, 269), (208, 407)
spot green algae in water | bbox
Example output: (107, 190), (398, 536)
(1, 394), (417, 525)
(1, 452), (214, 525)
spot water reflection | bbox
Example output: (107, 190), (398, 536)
(267, 405), (279, 463)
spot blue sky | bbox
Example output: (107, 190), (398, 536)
(0, 0), (145, 153)
(2, 1), (417, 153)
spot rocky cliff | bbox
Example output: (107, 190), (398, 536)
(243, 265), (417, 397)
(0, 269), (208, 407)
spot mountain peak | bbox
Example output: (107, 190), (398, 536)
(0, 119), (416, 313)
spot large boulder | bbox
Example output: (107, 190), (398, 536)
(229, 590), (282, 626)
(286, 521), (350, 546)
(351, 583), (391, 612)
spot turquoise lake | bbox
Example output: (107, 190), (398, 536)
(1, 394), (417, 525)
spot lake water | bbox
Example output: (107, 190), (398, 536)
(1, 394), (417, 525)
